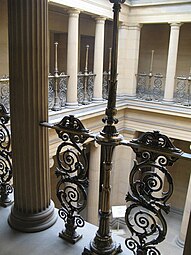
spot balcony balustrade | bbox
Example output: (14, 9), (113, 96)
(136, 72), (165, 102)
(174, 73), (191, 106)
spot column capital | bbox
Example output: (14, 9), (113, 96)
(169, 22), (183, 28)
(92, 15), (106, 23)
(68, 8), (80, 16)
(119, 22), (128, 29)
(127, 23), (143, 30)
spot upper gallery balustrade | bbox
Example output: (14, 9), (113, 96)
(1, 70), (191, 112)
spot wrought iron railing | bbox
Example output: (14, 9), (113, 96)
(77, 71), (95, 104)
(122, 131), (183, 255)
(136, 72), (164, 101)
(48, 72), (69, 110)
(174, 74), (191, 106)
(0, 104), (13, 207)
(41, 115), (95, 243)
(0, 75), (10, 111)
(102, 71), (110, 100)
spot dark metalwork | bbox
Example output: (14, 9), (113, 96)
(77, 45), (95, 105)
(77, 73), (95, 104)
(0, 75), (10, 111)
(122, 131), (182, 255)
(82, 1), (125, 254)
(175, 73), (191, 106)
(136, 73), (164, 101)
(49, 42), (69, 110)
(59, 72), (68, 107)
(103, 71), (109, 100)
(103, 48), (112, 100)
(48, 72), (69, 110)
(41, 115), (94, 244)
(0, 104), (13, 207)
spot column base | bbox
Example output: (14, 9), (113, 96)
(92, 98), (104, 102)
(162, 98), (175, 104)
(8, 200), (57, 232)
(65, 102), (79, 108)
(82, 241), (122, 255)
(176, 236), (185, 248)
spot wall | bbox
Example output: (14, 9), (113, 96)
(138, 24), (169, 76)
(177, 23), (191, 76)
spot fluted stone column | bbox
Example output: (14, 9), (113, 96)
(87, 142), (101, 226)
(66, 9), (80, 107)
(118, 23), (141, 97)
(8, 0), (57, 232)
(93, 16), (106, 101)
(164, 23), (182, 102)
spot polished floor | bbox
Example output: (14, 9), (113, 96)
(0, 204), (184, 255)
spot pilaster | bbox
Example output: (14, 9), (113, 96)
(118, 23), (142, 97)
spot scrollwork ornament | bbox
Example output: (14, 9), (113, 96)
(125, 130), (181, 255)
(0, 104), (13, 207)
(53, 115), (90, 243)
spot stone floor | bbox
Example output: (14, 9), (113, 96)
(0, 204), (184, 255)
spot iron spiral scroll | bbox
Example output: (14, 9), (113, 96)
(125, 131), (182, 255)
(0, 103), (13, 207)
(53, 115), (92, 243)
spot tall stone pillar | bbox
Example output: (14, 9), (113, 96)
(87, 142), (101, 226)
(118, 23), (141, 97)
(164, 23), (181, 102)
(8, 0), (57, 232)
(66, 9), (80, 107)
(93, 16), (106, 101)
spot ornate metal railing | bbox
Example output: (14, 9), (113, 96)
(0, 75), (10, 111)
(174, 74), (191, 106)
(136, 72), (164, 102)
(41, 115), (95, 243)
(77, 71), (95, 104)
(102, 71), (110, 100)
(0, 104), (13, 207)
(48, 72), (69, 110)
(77, 45), (96, 105)
(121, 131), (183, 255)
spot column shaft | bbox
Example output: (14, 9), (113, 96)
(93, 17), (106, 101)
(8, 0), (57, 232)
(66, 9), (80, 107)
(164, 23), (181, 102)
(87, 142), (101, 226)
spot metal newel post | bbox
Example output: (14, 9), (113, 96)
(82, 1), (125, 254)
(52, 42), (61, 111)
(83, 45), (90, 105)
